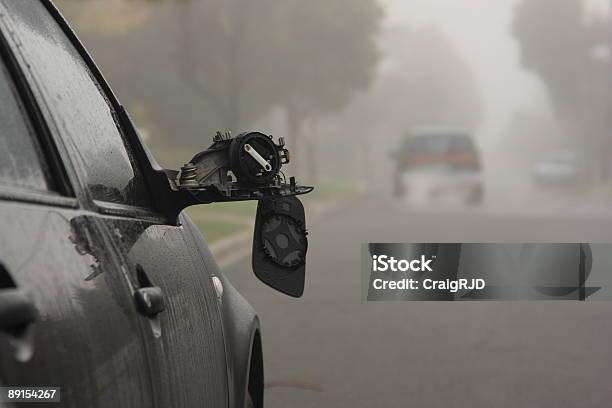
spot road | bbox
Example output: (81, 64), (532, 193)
(223, 194), (612, 407)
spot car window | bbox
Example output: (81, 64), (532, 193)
(0, 56), (56, 193)
(403, 134), (475, 155)
(449, 135), (476, 153)
(1, 0), (152, 209)
(403, 135), (446, 154)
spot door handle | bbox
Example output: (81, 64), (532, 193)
(134, 287), (165, 317)
(0, 289), (37, 333)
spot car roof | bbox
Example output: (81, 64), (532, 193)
(405, 126), (471, 138)
(400, 127), (475, 151)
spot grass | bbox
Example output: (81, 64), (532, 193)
(187, 215), (246, 243)
(181, 202), (257, 244)
(202, 200), (257, 217)
(185, 204), (254, 243)
(307, 179), (356, 200)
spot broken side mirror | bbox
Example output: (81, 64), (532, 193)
(156, 130), (312, 297)
(253, 196), (307, 297)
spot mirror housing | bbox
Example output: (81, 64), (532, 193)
(163, 131), (313, 206)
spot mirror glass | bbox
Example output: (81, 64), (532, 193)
(252, 196), (307, 297)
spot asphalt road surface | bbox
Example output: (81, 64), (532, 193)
(223, 194), (612, 407)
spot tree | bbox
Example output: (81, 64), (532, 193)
(268, 1), (382, 145)
(338, 25), (482, 135)
(313, 24), (483, 187)
(57, 0), (383, 173)
(513, 0), (612, 180)
(174, 0), (383, 177)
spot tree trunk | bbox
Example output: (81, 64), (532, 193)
(176, 0), (230, 127)
(286, 102), (303, 177)
(226, 0), (248, 133)
(305, 117), (319, 184)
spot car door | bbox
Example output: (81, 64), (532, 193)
(0, 1), (230, 406)
(97, 214), (230, 408)
(0, 18), (154, 407)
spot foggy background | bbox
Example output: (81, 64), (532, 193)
(56, 0), (612, 210)
(56, 0), (612, 406)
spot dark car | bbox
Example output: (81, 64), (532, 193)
(0, 1), (311, 407)
(390, 128), (484, 205)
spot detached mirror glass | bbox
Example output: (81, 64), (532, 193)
(252, 196), (307, 297)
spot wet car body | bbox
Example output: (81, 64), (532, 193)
(0, 1), (262, 407)
(391, 128), (484, 206)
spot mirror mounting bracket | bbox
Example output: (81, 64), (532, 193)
(160, 130), (313, 221)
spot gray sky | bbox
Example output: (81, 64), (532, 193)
(381, 0), (610, 144)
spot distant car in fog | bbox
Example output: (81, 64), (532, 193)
(532, 151), (591, 190)
(390, 128), (483, 205)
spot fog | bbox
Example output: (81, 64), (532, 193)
(56, 0), (612, 220)
(385, 0), (610, 140)
(384, 0), (550, 141)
